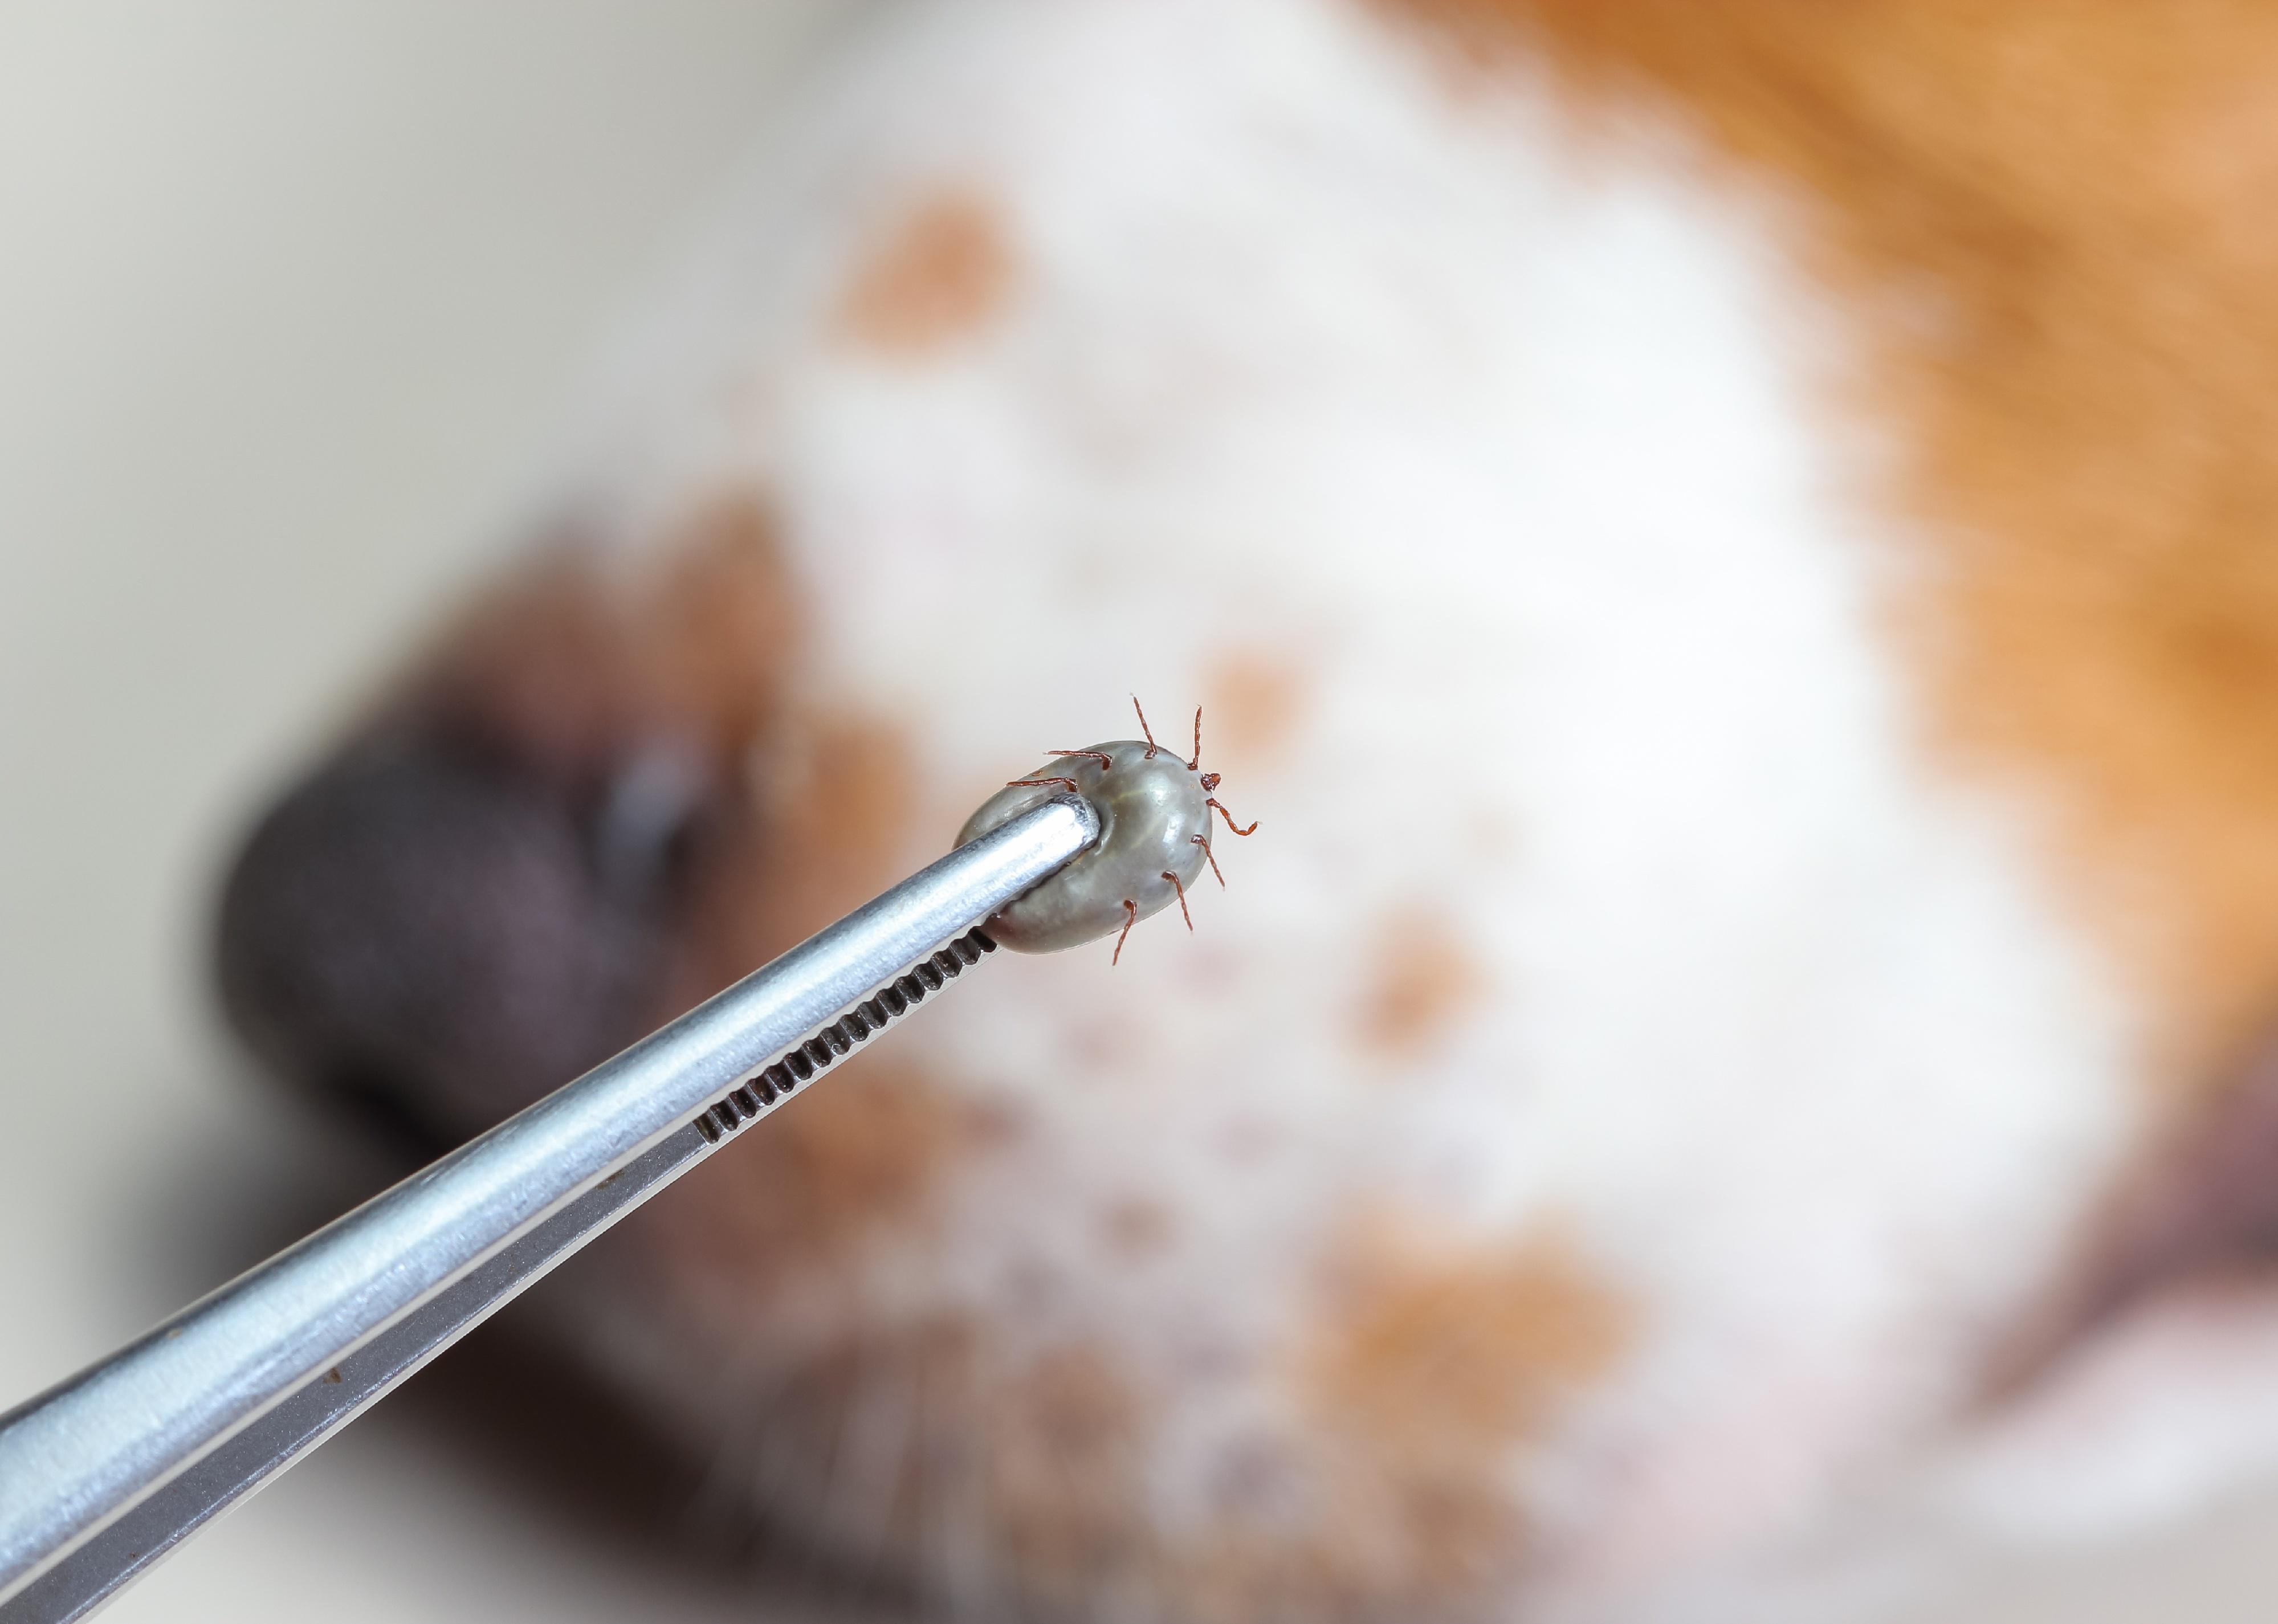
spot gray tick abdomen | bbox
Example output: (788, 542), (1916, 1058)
(957, 740), (1212, 952)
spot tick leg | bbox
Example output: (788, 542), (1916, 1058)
(1187, 707), (1204, 771)
(1207, 797), (1259, 836)
(1131, 695), (1160, 758)
(1045, 750), (1115, 772)
(1111, 899), (1139, 965)
(1161, 870), (1193, 929)
(1009, 776), (1082, 793)
(1192, 833), (1225, 887)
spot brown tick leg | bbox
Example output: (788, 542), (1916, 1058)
(1207, 797), (1259, 836)
(1192, 834), (1225, 887)
(1111, 899), (1139, 965)
(1009, 776), (1082, 793)
(1187, 707), (1204, 771)
(1131, 696), (1160, 758)
(1162, 871), (1193, 929)
(1045, 750), (1115, 772)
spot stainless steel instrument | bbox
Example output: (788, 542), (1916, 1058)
(0, 796), (1098, 1622)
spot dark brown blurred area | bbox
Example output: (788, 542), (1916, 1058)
(216, 507), (796, 1153)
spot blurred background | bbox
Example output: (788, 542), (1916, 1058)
(4, 4), (2278, 1620)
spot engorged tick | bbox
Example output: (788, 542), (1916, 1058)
(958, 697), (1258, 962)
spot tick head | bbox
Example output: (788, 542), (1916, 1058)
(1200, 771), (1221, 792)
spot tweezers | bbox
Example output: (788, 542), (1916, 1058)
(0, 796), (1097, 1622)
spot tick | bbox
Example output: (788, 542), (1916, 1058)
(958, 698), (1258, 962)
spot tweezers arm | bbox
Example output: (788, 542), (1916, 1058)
(0, 797), (1097, 1619)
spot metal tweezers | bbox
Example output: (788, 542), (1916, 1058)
(0, 797), (1097, 1622)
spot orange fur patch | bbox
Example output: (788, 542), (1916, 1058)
(1355, 905), (1490, 1061)
(1395, 0), (2278, 1078)
(838, 189), (1016, 357)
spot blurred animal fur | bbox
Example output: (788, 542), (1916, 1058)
(217, 2), (2278, 1618)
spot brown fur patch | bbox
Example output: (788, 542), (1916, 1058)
(632, 1316), (1152, 1610)
(670, 707), (924, 1011)
(633, 1056), (976, 1316)
(637, 1214), (1624, 1620)
(985, 1344), (1152, 1592)
(625, 711), (952, 1324)
(838, 189), (1016, 357)
(410, 493), (794, 781)
(1393, 0), (2278, 1076)
(405, 491), (923, 1018)
(673, 1312), (989, 1584)
(1204, 649), (1310, 767)
(1195, 1217), (1633, 1614)
(643, 503), (802, 749)
(1310, 1228), (1625, 1448)
(1355, 905), (1490, 1060)
(1100, 1196), (1177, 1260)
(414, 495), (975, 1409)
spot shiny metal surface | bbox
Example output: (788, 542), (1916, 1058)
(0, 795), (1098, 1620)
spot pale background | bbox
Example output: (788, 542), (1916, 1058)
(1, 4), (2272, 1619)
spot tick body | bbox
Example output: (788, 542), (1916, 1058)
(958, 702), (1255, 958)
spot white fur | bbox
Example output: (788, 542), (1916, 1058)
(564, 0), (2152, 1612)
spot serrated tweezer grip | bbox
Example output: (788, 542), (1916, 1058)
(0, 795), (1098, 1622)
